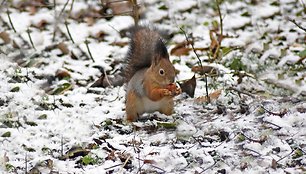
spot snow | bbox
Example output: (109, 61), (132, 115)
(0, 0), (306, 173)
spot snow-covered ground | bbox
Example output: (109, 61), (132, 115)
(0, 0), (305, 173)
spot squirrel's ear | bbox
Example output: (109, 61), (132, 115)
(154, 39), (169, 59)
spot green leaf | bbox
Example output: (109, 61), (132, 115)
(241, 11), (250, 17)
(203, 21), (209, 26)
(82, 155), (97, 165)
(51, 83), (72, 95)
(293, 149), (303, 159)
(10, 86), (20, 92)
(5, 163), (15, 172)
(229, 58), (246, 71)
(156, 121), (177, 129)
(158, 5), (168, 10)
(298, 49), (306, 59)
(38, 114), (47, 120)
(25, 121), (38, 126)
(237, 133), (245, 142)
(211, 20), (219, 29)
(221, 47), (232, 57)
(2, 131), (11, 137)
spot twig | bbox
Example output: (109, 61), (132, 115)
(104, 163), (123, 170)
(60, 135), (64, 156)
(262, 120), (282, 130)
(1, 0), (7, 6)
(239, 132), (266, 144)
(120, 155), (131, 173)
(288, 18), (306, 32)
(216, 0), (223, 42)
(6, 8), (16, 33)
(52, 0), (57, 42)
(199, 161), (217, 174)
(68, 0), (75, 17)
(26, 28), (36, 51)
(227, 86), (256, 98)
(85, 39), (95, 62)
(131, 0), (139, 25)
(213, 0), (224, 60)
(261, 105), (287, 117)
(276, 150), (295, 163)
(179, 27), (203, 68)
(25, 153), (28, 174)
(180, 27), (209, 101)
(59, 0), (70, 18)
(65, 20), (75, 44)
(205, 74), (210, 103)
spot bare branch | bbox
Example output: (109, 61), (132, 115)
(288, 18), (306, 32)
(6, 7), (16, 33)
(85, 39), (95, 62)
(64, 20), (75, 44)
(26, 28), (36, 51)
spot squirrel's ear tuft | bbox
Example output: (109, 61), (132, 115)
(155, 39), (169, 60)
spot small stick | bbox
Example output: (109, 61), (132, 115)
(25, 153), (28, 174)
(131, 0), (139, 25)
(85, 39), (95, 62)
(205, 74), (210, 103)
(68, 0), (75, 17)
(59, 0), (70, 18)
(6, 7), (16, 33)
(288, 18), (306, 32)
(26, 28), (36, 51)
(104, 163), (122, 170)
(276, 150), (295, 163)
(199, 161), (217, 174)
(179, 27), (203, 68)
(65, 20), (75, 44)
(52, 0), (57, 42)
(227, 86), (255, 98)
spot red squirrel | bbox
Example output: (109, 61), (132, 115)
(124, 26), (181, 122)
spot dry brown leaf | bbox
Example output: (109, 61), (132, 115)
(32, 19), (48, 29)
(195, 89), (222, 103)
(110, 41), (128, 47)
(143, 159), (156, 164)
(55, 69), (71, 80)
(27, 6), (37, 15)
(57, 42), (70, 55)
(107, 1), (133, 15)
(170, 40), (192, 56)
(84, 17), (95, 26)
(93, 31), (107, 41)
(271, 159), (277, 169)
(0, 31), (11, 44)
(191, 65), (217, 75)
(179, 75), (196, 97)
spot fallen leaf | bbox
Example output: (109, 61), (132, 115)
(143, 159), (156, 164)
(32, 19), (48, 29)
(191, 65), (217, 75)
(0, 31), (11, 44)
(179, 75), (196, 97)
(55, 69), (71, 80)
(170, 40), (192, 56)
(195, 89), (222, 104)
(57, 42), (70, 55)
(271, 159), (277, 169)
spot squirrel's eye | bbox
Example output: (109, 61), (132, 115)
(159, 69), (165, 76)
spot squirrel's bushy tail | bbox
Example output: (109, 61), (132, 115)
(125, 26), (169, 82)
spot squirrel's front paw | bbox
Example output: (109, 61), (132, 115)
(162, 88), (172, 96)
(166, 83), (181, 96)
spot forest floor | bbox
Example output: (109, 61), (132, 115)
(0, 0), (306, 173)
